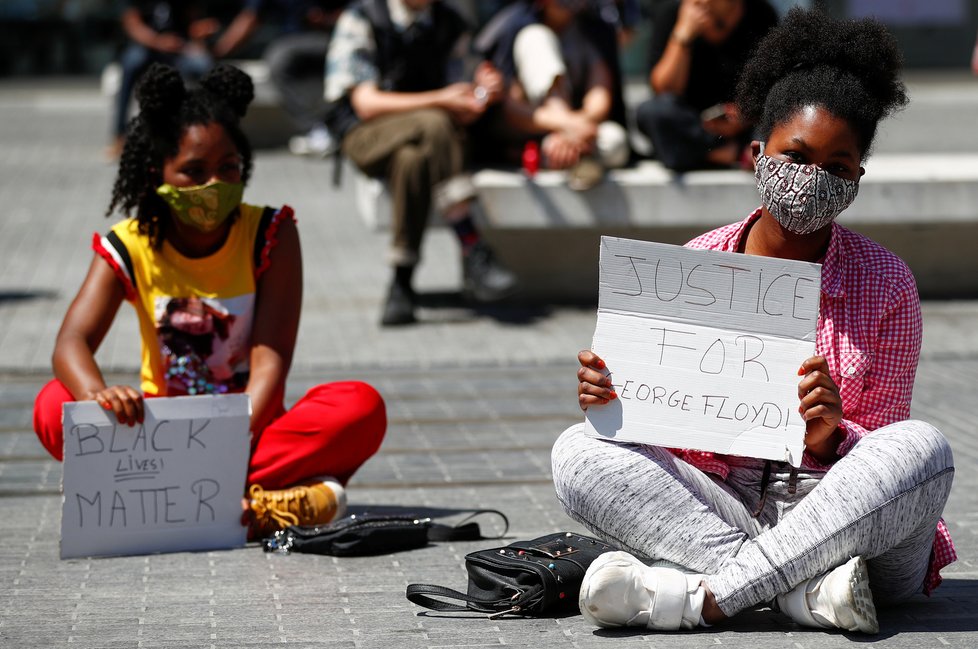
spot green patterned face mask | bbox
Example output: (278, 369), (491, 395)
(156, 180), (244, 233)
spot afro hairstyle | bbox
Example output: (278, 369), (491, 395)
(736, 8), (908, 158)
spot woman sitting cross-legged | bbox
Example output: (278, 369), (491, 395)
(554, 9), (955, 634)
(33, 63), (387, 540)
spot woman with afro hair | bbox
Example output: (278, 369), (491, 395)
(34, 63), (387, 541)
(554, 9), (955, 634)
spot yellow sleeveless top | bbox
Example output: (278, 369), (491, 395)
(93, 204), (293, 396)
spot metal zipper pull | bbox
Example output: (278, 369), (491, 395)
(487, 605), (521, 619)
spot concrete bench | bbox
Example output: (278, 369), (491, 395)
(355, 155), (978, 300)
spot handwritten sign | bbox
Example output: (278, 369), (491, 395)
(584, 237), (822, 466)
(61, 394), (251, 559)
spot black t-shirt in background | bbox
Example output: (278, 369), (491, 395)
(649, 0), (778, 111)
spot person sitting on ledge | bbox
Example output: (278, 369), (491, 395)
(635, 0), (777, 171)
(324, 0), (519, 326)
(474, 0), (631, 190)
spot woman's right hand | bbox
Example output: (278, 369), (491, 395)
(577, 350), (617, 411)
(674, 0), (710, 44)
(88, 385), (145, 427)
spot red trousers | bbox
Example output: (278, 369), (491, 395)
(33, 379), (386, 489)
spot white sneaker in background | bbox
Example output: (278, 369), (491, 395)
(289, 126), (337, 157)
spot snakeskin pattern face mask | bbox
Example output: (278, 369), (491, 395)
(754, 144), (860, 235)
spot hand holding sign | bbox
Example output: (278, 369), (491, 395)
(577, 350), (616, 410)
(90, 384), (145, 427)
(797, 355), (844, 463)
(583, 237), (822, 466)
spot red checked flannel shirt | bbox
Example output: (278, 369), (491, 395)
(679, 209), (955, 595)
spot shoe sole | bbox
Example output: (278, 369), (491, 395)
(843, 557), (879, 634)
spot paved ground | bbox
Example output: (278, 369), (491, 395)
(0, 76), (975, 648)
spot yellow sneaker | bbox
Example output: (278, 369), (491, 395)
(248, 477), (347, 540)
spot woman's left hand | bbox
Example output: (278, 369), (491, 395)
(798, 355), (843, 460)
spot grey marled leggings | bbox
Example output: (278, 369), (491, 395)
(551, 420), (953, 616)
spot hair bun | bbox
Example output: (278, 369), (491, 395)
(135, 63), (187, 120)
(200, 64), (255, 118)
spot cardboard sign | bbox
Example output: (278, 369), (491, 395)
(61, 394), (251, 559)
(584, 237), (822, 466)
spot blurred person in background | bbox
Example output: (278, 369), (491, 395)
(324, 0), (518, 326)
(197, 0), (351, 156)
(636, 0), (777, 171)
(580, 0), (642, 130)
(474, 0), (631, 191)
(111, 0), (261, 157)
(263, 0), (350, 156)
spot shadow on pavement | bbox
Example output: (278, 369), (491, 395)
(0, 289), (58, 304)
(586, 579), (978, 639)
(415, 290), (554, 325)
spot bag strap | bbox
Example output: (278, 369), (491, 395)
(427, 509), (509, 542)
(405, 583), (473, 612)
(405, 582), (522, 616)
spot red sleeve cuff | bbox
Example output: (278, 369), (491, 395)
(255, 205), (296, 280)
(801, 420), (867, 470)
(834, 419), (868, 457)
(92, 232), (136, 301)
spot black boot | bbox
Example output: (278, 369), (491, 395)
(380, 265), (417, 326)
(462, 241), (519, 303)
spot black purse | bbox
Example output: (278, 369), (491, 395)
(262, 510), (508, 557)
(406, 532), (615, 618)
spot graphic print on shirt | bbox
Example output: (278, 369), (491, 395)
(154, 294), (254, 396)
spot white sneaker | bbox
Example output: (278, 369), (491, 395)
(777, 556), (878, 634)
(579, 551), (706, 630)
(289, 127), (337, 157)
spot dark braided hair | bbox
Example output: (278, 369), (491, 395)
(106, 63), (255, 248)
(736, 8), (908, 159)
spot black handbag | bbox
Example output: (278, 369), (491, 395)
(405, 532), (615, 618)
(262, 510), (508, 557)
